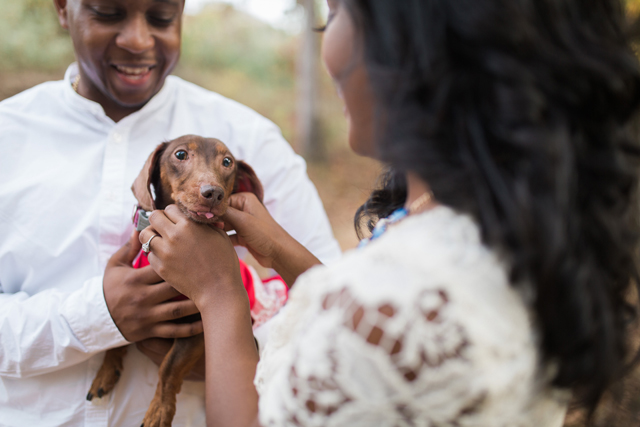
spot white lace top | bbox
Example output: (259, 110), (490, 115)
(255, 206), (569, 427)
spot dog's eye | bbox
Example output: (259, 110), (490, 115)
(223, 157), (233, 167)
(175, 150), (188, 161)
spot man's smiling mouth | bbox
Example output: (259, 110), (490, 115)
(113, 65), (155, 80)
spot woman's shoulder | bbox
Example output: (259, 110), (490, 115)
(299, 205), (519, 314)
(257, 206), (569, 426)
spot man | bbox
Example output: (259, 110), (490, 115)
(0, 0), (341, 425)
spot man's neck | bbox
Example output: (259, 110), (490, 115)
(76, 77), (145, 123)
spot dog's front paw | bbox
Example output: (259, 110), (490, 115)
(87, 347), (127, 401)
(141, 394), (177, 427)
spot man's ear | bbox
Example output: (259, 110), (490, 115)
(53, 0), (70, 29)
(234, 161), (264, 203)
(132, 143), (168, 211)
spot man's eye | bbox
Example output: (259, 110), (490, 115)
(223, 157), (233, 167)
(148, 13), (175, 27)
(90, 7), (123, 20)
(175, 151), (188, 160)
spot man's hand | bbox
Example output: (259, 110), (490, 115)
(103, 231), (203, 342)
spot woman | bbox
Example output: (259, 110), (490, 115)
(140, 0), (640, 425)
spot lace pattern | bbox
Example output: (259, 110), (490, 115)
(255, 207), (569, 427)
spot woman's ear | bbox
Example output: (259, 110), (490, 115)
(233, 161), (264, 203)
(132, 142), (168, 211)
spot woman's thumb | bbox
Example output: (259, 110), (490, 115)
(221, 206), (244, 232)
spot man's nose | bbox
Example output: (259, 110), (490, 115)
(115, 15), (155, 53)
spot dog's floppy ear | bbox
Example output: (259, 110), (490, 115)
(132, 142), (168, 211)
(234, 161), (264, 203)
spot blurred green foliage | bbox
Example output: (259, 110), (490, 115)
(174, 4), (302, 143)
(0, 0), (75, 71)
(181, 5), (295, 88)
(0, 1), (323, 144)
(0, 1), (295, 84)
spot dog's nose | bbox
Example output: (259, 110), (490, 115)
(200, 185), (225, 204)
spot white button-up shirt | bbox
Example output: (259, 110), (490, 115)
(0, 64), (341, 427)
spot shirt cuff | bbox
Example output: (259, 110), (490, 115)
(60, 276), (130, 352)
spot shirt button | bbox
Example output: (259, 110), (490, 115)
(113, 133), (123, 144)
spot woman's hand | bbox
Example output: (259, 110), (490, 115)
(140, 204), (260, 427)
(139, 205), (246, 309)
(104, 231), (203, 342)
(222, 193), (291, 268)
(223, 193), (323, 286)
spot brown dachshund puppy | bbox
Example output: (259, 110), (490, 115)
(87, 135), (263, 427)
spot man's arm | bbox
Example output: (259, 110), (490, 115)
(0, 232), (203, 379)
(0, 277), (126, 378)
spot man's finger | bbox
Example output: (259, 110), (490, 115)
(130, 264), (164, 285)
(127, 230), (142, 262)
(109, 231), (141, 266)
(153, 299), (200, 322)
(145, 280), (190, 303)
(152, 321), (204, 339)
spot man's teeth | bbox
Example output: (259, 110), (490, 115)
(115, 65), (152, 75)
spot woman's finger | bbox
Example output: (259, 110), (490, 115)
(228, 233), (240, 247)
(163, 204), (189, 224)
(227, 192), (253, 211)
(220, 205), (245, 230)
(139, 226), (161, 246)
(146, 208), (180, 238)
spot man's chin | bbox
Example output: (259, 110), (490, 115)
(104, 82), (162, 110)
(108, 92), (155, 110)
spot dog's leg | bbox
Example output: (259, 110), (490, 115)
(87, 346), (127, 401)
(141, 334), (205, 427)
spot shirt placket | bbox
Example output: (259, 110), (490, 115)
(97, 128), (130, 268)
(85, 126), (130, 426)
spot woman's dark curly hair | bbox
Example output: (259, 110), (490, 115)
(346, 0), (640, 411)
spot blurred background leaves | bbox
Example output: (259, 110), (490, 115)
(0, 0), (74, 71)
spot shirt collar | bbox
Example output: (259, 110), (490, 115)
(62, 63), (175, 126)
